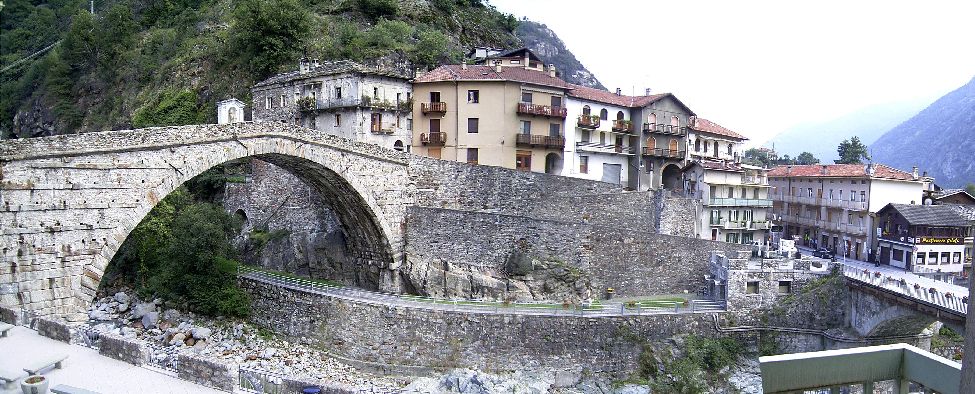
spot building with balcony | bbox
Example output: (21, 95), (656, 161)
(875, 203), (972, 279)
(767, 163), (925, 261)
(251, 59), (414, 151)
(684, 159), (772, 244)
(688, 116), (747, 163)
(563, 84), (696, 189)
(410, 52), (572, 172)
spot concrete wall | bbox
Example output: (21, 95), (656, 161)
(240, 276), (721, 374)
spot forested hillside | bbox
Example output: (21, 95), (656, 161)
(0, 0), (522, 138)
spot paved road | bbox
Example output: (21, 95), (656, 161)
(0, 325), (223, 394)
(795, 245), (969, 296)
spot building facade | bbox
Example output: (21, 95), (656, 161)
(767, 164), (924, 260)
(685, 161), (772, 244)
(876, 203), (971, 279)
(217, 98), (246, 124)
(252, 59), (414, 151)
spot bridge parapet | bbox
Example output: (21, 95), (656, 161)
(842, 265), (968, 316)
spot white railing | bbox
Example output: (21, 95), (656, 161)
(841, 265), (968, 315)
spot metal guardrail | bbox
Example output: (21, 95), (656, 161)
(238, 266), (727, 317)
(841, 265), (968, 315)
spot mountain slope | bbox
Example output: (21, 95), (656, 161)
(765, 99), (930, 162)
(870, 76), (975, 188)
(515, 20), (604, 89)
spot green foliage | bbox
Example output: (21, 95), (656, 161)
(965, 183), (975, 197)
(132, 89), (207, 128)
(106, 179), (251, 317)
(229, 0), (311, 79)
(743, 148), (772, 167)
(795, 151), (820, 165)
(358, 0), (399, 19)
(836, 136), (871, 164)
(248, 228), (290, 251)
(413, 28), (451, 67)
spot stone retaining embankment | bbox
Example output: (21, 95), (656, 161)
(99, 333), (150, 366)
(35, 316), (71, 342)
(240, 276), (722, 374)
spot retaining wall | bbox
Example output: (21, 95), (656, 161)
(35, 316), (71, 342)
(99, 333), (149, 366)
(178, 353), (237, 392)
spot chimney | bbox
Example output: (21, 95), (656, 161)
(312, 58), (320, 68)
(524, 52), (530, 69)
(912, 166), (919, 180)
(461, 62), (467, 70)
(865, 162), (875, 176)
(299, 58), (309, 74)
(922, 171), (928, 177)
(494, 60), (502, 73)
(645, 88), (651, 95)
(615, 88), (621, 96)
(786, 165), (792, 175)
(548, 64), (556, 78)
(821, 165), (828, 175)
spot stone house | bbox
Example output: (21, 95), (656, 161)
(251, 59), (414, 151)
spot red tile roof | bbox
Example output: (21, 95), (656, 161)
(688, 117), (747, 140)
(691, 159), (745, 173)
(767, 164), (918, 181)
(414, 65), (574, 89)
(566, 84), (668, 108)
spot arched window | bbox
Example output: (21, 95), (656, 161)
(669, 139), (679, 152)
(713, 140), (719, 156)
(599, 109), (608, 120)
(694, 139), (701, 152)
(646, 137), (656, 150)
(671, 116), (679, 126)
(582, 105), (591, 115)
(228, 107), (238, 123)
(393, 140), (405, 151)
(727, 144), (733, 156)
(648, 113), (656, 125)
(616, 111), (625, 121)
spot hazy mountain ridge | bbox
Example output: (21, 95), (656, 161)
(514, 20), (605, 89)
(870, 76), (975, 188)
(765, 99), (930, 162)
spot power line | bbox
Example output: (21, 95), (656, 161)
(0, 40), (62, 74)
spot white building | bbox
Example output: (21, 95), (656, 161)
(251, 59), (413, 152)
(685, 160), (772, 244)
(767, 163), (925, 260)
(562, 88), (637, 185)
(217, 98), (245, 124)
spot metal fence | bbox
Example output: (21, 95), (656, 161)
(73, 324), (103, 350)
(143, 341), (179, 373)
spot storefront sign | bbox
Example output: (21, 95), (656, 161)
(914, 237), (963, 245)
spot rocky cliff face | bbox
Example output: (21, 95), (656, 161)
(516, 20), (605, 89)
(870, 76), (975, 188)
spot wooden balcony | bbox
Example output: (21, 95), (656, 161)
(420, 132), (446, 146)
(642, 123), (686, 136)
(517, 102), (567, 118)
(421, 102), (447, 114)
(612, 120), (634, 133)
(577, 115), (600, 129)
(515, 133), (565, 150)
(642, 147), (685, 159)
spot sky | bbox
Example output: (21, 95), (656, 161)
(487, 0), (975, 147)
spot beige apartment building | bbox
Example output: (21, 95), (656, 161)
(411, 51), (573, 172)
(767, 163), (924, 260)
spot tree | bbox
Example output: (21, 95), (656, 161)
(795, 152), (820, 165)
(413, 28), (450, 67)
(836, 136), (870, 164)
(743, 148), (771, 167)
(229, 0), (310, 79)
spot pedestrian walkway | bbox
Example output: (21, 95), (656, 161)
(0, 326), (223, 394)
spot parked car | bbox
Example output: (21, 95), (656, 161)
(813, 248), (834, 259)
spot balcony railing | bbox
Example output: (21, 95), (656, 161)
(707, 198), (773, 207)
(724, 221), (748, 230)
(642, 123), (686, 136)
(775, 195), (868, 211)
(576, 142), (635, 155)
(612, 119), (634, 133)
(741, 175), (769, 185)
(298, 97), (411, 112)
(421, 102), (447, 114)
(420, 132), (446, 146)
(515, 133), (565, 150)
(642, 148), (684, 159)
(517, 102), (567, 118)
(577, 115), (600, 129)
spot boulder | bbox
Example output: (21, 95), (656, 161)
(131, 303), (156, 319)
(141, 311), (159, 329)
(191, 327), (212, 340)
(117, 303), (129, 313)
(261, 348), (277, 359)
(170, 333), (186, 346)
(89, 310), (111, 321)
(114, 291), (130, 304)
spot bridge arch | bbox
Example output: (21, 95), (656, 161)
(0, 122), (412, 320)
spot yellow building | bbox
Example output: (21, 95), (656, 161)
(411, 59), (574, 173)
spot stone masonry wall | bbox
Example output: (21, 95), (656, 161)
(178, 353), (238, 392)
(405, 207), (748, 300)
(240, 276), (721, 374)
(35, 316), (71, 342)
(99, 332), (149, 366)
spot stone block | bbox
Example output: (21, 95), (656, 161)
(35, 316), (72, 342)
(177, 353), (237, 391)
(99, 333), (149, 366)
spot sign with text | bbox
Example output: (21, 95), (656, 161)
(913, 236), (964, 245)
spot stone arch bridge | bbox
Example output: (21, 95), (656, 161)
(2, 122), (695, 321)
